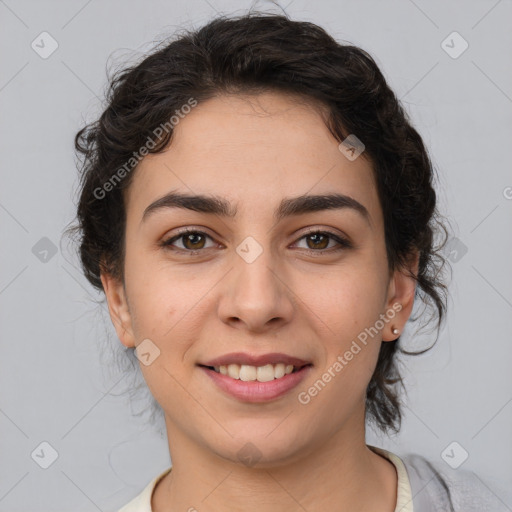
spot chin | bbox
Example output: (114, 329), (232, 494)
(215, 430), (309, 469)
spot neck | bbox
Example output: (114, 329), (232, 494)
(152, 412), (398, 512)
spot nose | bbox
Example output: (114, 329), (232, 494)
(217, 242), (295, 333)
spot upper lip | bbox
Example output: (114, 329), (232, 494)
(200, 352), (312, 368)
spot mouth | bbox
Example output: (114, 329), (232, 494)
(197, 362), (313, 403)
(198, 362), (312, 382)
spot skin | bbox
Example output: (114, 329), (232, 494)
(101, 92), (419, 512)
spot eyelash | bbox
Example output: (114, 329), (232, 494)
(159, 228), (352, 255)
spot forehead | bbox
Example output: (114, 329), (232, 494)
(125, 92), (381, 227)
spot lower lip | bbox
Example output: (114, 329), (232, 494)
(199, 365), (312, 403)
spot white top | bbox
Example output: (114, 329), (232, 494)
(117, 445), (413, 512)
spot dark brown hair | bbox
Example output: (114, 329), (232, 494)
(66, 12), (450, 435)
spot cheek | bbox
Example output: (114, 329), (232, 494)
(293, 262), (387, 388)
(123, 254), (216, 372)
(297, 263), (386, 333)
(307, 286), (383, 407)
(123, 246), (182, 332)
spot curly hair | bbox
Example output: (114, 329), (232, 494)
(66, 12), (451, 435)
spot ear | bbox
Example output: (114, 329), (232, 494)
(382, 250), (420, 342)
(100, 271), (136, 348)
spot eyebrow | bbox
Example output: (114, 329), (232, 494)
(141, 190), (371, 226)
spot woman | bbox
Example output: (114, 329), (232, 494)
(69, 12), (504, 512)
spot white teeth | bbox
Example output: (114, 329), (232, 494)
(214, 362), (298, 381)
(274, 364), (285, 379)
(257, 364), (275, 382)
(239, 364), (257, 381)
(227, 364), (240, 379)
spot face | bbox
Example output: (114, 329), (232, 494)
(102, 92), (417, 466)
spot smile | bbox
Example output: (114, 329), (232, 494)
(207, 363), (304, 382)
(198, 363), (313, 402)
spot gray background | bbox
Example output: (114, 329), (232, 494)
(1, 0), (511, 510)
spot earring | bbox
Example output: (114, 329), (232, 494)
(391, 327), (399, 335)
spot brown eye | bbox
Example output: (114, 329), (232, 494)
(160, 229), (351, 255)
(305, 233), (330, 250)
(161, 230), (215, 252)
(182, 232), (206, 250)
(293, 230), (352, 253)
